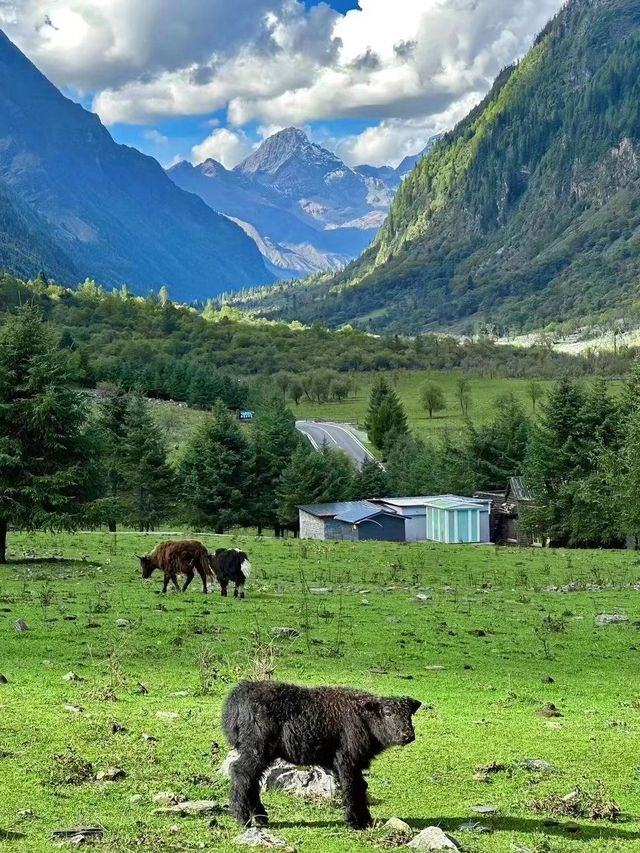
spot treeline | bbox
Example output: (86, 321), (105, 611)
(2, 273), (639, 416)
(0, 306), (367, 560)
(2, 306), (640, 558)
(363, 372), (640, 548)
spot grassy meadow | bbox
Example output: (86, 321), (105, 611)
(2, 531), (640, 851)
(291, 371), (555, 441)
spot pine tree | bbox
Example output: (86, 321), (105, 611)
(525, 380), (591, 545)
(95, 385), (130, 531)
(0, 307), (95, 563)
(364, 377), (408, 454)
(352, 459), (389, 500)
(121, 396), (174, 531)
(277, 444), (354, 528)
(252, 396), (300, 534)
(178, 401), (254, 533)
(385, 434), (441, 497)
(619, 411), (640, 545)
(467, 394), (530, 490)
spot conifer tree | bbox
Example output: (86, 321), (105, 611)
(352, 459), (389, 500)
(364, 377), (408, 454)
(121, 396), (174, 531)
(96, 385), (130, 531)
(385, 434), (441, 497)
(0, 307), (95, 563)
(178, 401), (254, 533)
(252, 396), (300, 534)
(467, 394), (530, 490)
(277, 444), (354, 528)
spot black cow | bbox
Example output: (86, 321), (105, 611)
(209, 548), (252, 598)
(222, 680), (421, 829)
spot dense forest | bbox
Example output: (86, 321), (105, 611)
(2, 305), (640, 560)
(2, 273), (633, 412)
(231, 0), (640, 336)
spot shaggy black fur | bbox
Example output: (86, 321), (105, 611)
(222, 680), (421, 829)
(209, 548), (251, 598)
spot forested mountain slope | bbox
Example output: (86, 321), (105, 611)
(233, 0), (640, 334)
(0, 30), (272, 300)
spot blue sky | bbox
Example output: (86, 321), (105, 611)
(1, 0), (563, 168)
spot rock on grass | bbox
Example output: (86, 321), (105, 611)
(595, 614), (628, 627)
(407, 826), (460, 850)
(155, 800), (219, 816)
(234, 828), (296, 850)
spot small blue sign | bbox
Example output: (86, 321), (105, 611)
(238, 410), (254, 421)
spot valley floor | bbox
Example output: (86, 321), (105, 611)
(1, 532), (640, 851)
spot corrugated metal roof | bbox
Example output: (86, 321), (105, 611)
(425, 497), (488, 511)
(299, 501), (382, 520)
(508, 477), (533, 502)
(381, 495), (491, 510)
(335, 506), (403, 524)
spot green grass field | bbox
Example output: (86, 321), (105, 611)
(147, 371), (622, 456)
(292, 370), (554, 441)
(2, 531), (640, 852)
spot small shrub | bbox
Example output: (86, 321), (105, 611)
(531, 782), (621, 822)
(50, 747), (94, 785)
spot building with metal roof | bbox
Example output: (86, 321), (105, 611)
(299, 501), (406, 542)
(374, 496), (492, 543)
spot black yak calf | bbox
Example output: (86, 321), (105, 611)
(138, 540), (212, 593)
(222, 680), (421, 829)
(209, 548), (252, 598)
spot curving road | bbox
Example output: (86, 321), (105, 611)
(296, 421), (376, 467)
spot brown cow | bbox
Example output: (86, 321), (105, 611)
(137, 540), (213, 593)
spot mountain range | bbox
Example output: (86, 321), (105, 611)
(0, 29), (272, 301)
(234, 0), (640, 335)
(168, 129), (438, 278)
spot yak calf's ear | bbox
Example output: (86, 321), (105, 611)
(363, 698), (382, 715)
(405, 698), (422, 715)
(135, 554), (144, 560)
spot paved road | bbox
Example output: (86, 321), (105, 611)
(296, 421), (376, 467)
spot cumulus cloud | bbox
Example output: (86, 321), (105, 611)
(331, 93), (484, 167)
(143, 128), (169, 144)
(1, 0), (564, 161)
(191, 127), (255, 168)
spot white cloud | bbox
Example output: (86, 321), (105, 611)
(190, 127), (255, 168)
(143, 128), (169, 144)
(1, 0), (564, 161)
(331, 93), (483, 167)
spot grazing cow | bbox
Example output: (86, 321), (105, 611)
(222, 681), (421, 829)
(137, 540), (212, 593)
(209, 548), (252, 598)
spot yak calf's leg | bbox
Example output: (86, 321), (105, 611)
(171, 574), (181, 592)
(162, 574), (170, 594)
(229, 750), (269, 828)
(220, 580), (229, 597)
(334, 755), (372, 829)
(235, 582), (245, 599)
(182, 568), (194, 592)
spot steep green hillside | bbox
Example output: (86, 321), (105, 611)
(0, 179), (77, 282)
(236, 0), (640, 334)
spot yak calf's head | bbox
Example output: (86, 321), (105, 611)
(366, 696), (421, 747)
(137, 555), (155, 580)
